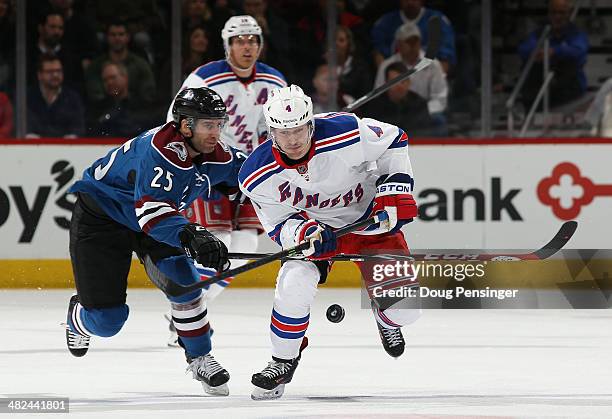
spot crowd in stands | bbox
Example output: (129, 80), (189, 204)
(0, 0), (598, 139)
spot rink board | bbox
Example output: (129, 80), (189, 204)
(0, 138), (610, 287)
(1, 257), (610, 300)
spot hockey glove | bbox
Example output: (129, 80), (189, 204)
(179, 223), (230, 272)
(372, 174), (418, 233)
(295, 220), (337, 258)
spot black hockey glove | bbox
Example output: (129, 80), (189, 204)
(179, 223), (230, 272)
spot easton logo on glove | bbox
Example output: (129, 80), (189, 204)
(372, 173), (418, 232)
(376, 183), (412, 194)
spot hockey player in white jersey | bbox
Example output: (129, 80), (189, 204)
(239, 85), (420, 400)
(164, 16), (287, 345)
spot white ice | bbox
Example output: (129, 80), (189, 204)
(1, 289), (611, 418)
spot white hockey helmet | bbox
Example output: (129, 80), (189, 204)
(264, 85), (314, 130)
(221, 15), (264, 56)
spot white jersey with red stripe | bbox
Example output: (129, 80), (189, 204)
(238, 112), (413, 247)
(167, 60), (287, 154)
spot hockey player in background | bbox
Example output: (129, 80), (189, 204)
(239, 85), (420, 400)
(64, 87), (246, 396)
(164, 16), (287, 345)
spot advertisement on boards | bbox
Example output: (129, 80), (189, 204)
(0, 140), (610, 260)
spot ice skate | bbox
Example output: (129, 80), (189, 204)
(251, 337), (308, 400)
(164, 312), (180, 347)
(64, 294), (90, 357)
(377, 322), (405, 358)
(186, 354), (230, 396)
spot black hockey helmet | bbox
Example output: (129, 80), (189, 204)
(172, 87), (227, 124)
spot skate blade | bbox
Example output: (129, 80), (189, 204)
(202, 382), (229, 396)
(167, 335), (180, 347)
(251, 384), (285, 400)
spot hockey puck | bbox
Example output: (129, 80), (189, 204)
(326, 304), (345, 323)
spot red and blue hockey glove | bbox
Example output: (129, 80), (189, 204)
(295, 220), (337, 258)
(372, 174), (418, 233)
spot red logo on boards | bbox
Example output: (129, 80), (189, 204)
(537, 162), (612, 220)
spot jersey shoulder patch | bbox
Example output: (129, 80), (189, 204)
(151, 123), (193, 170)
(239, 141), (275, 182)
(254, 62), (287, 87)
(194, 60), (233, 83)
(238, 141), (280, 190)
(312, 113), (360, 154)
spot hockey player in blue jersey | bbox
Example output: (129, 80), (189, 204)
(239, 85), (420, 400)
(64, 87), (245, 396)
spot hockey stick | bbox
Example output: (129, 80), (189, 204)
(161, 212), (388, 297)
(365, 221), (579, 298)
(227, 252), (411, 262)
(227, 221), (578, 263)
(342, 15), (442, 113)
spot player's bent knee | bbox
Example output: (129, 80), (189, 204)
(85, 304), (129, 337)
(276, 261), (320, 308)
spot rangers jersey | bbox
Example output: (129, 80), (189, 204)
(70, 122), (245, 249)
(167, 60), (287, 154)
(238, 112), (414, 248)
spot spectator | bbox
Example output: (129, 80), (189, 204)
(371, 0), (456, 72)
(333, 25), (372, 99)
(0, 92), (14, 138)
(183, 0), (213, 29)
(85, 20), (157, 105)
(310, 64), (351, 114)
(87, 62), (153, 138)
(182, 25), (215, 78)
(0, 0), (15, 91)
(49, 0), (99, 70)
(293, 0), (365, 89)
(243, 0), (294, 80)
(518, 0), (589, 110)
(374, 22), (448, 119)
(26, 53), (85, 138)
(366, 62), (435, 137)
(28, 10), (82, 89)
(94, 0), (164, 65)
(158, 24), (217, 104)
(182, 0), (231, 59)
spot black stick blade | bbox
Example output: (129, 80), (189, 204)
(424, 15), (442, 59)
(534, 220), (578, 260)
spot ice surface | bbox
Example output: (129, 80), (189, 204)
(1, 289), (611, 418)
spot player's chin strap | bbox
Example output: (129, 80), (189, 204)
(182, 116), (228, 155)
(183, 135), (205, 155)
(269, 122), (315, 158)
(181, 117), (207, 155)
(270, 138), (291, 158)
